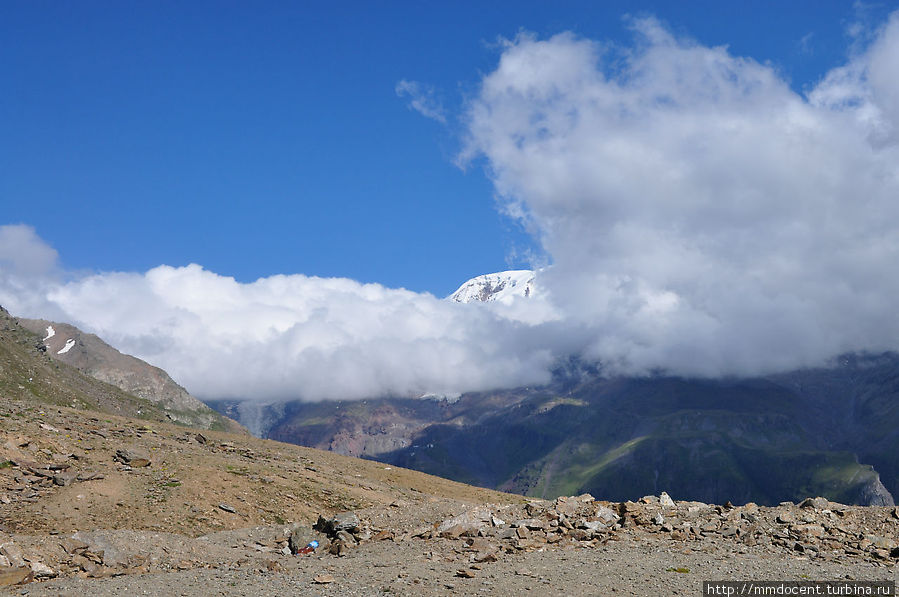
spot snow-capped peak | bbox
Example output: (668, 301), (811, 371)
(448, 270), (536, 304)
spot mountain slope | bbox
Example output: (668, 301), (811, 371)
(17, 316), (241, 432)
(213, 356), (899, 507)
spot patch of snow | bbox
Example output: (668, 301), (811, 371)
(43, 325), (55, 341)
(57, 339), (75, 355)
(448, 270), (536, 304)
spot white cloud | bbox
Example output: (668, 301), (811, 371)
(0, 224), (70, 322)
(16, 261), (556, 401)
(0, 224), (59, 277)
(462, 16), (899, 377)
(396, 79), (447, 123)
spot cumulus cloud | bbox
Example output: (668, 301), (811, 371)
(0, 224), (71, 322)
(396, 79), (447, 123)
(4, 13), (899, 401)
(4, 247), (561, 400)
(462, 15), (899, 377)
(0, 224), (59, 277)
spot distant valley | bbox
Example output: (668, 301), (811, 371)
(207, 271), (899, 507)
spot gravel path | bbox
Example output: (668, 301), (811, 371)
(23, 535), (898, 596)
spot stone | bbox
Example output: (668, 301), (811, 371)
(799, 497), (829, 510)
(72, 554), (100, 574)
(218, 503), (236, 514)
(513, 518), (547, 530)
(456, 569), (475, 578)
(328, 540), (347, 556)
(114, 449), (150, 467)
(659, 492), (675, 507)
(583, 520), (607, 533)
(436, 507), (491, 537)
(553, 497), (581, 517)
(653, 512), (665, 525)
(315, 511), (360, 535)
(313, 574), (335, 584)
(76, 472), (103, 481)
(59, 538), (89, 555)
(775, 511), (795, 524)
(288, 526), (314, 554)
(53, 472), (77, 486)
(794, 524), (824, 539)
(0, 543), (25, 568)
(0, 566), (32, 587)
(595, 505), (620, 525)
(29, 561), (55, 579)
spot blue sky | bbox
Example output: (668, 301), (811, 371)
(5, 1), (899, 401)
(4, 1), (895, 296)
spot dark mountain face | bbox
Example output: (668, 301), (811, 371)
(210, 354), (899, 507)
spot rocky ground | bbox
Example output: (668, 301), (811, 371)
(2, 397), (898, 595)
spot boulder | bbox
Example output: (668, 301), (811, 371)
(0, 543), (25, 568)
(288, 526), (314, 555)
(436, 507), (492, 537)
(114, 449), (150, 467)
(314, 512), (360, 535)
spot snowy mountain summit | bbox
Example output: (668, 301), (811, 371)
(449, 270), (536, 304)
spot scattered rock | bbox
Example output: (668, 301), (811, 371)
(312, 573), (335, 584)
(218, 503), (237, 514)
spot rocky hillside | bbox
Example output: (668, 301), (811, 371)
(1, 306), (193, 426)
(14, 314), (241, 432)
(212, 355), (899, 507)
(2, 387), (898, 593)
